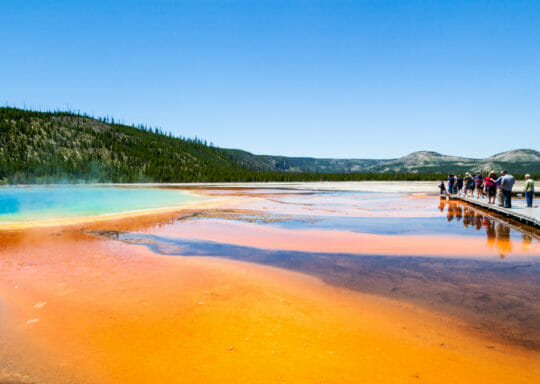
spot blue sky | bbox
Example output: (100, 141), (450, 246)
(1, 0), (539, 158)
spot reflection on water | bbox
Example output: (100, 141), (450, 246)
(1, 189), (539, 384)
(88, 225), (540, 350)
(4, 190), (537, 351)
(83, 193), (540, 349)
(438, 199), (540, 258)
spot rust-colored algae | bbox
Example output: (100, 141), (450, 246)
(149, 218), (540, 259)
(0, 190), (539, 383)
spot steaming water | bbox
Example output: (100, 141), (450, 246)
(0, 186), (205, 222)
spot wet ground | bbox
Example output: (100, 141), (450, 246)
(0, 187), (539, 383)
(88, 193), (540, 350)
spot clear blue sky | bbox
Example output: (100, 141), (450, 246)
(1, 0), (539, 158)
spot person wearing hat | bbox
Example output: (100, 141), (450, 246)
(524, 174), (534, 208)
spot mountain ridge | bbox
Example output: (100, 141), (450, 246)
(1, 107), (538, 183)
(223, 148), (540, 174)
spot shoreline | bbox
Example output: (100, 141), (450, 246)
(0, 180), (527, 193)
(0, 183), (440, 230)
(0, 195), (242, 231)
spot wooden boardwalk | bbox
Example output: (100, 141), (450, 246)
(444, 193), (540, 229)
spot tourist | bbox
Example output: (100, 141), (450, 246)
(469, 174), (476, 196)
(439, 180), (447, 195)
(495, 173), (504, 207)
(500, 170), (515, 208)
(456, 174), (464, 194)
(474, 172), (483, 199)
(469, 173), (476, 196)
(485, 171), (497, 204)
(464, 172), (472, 195)
(448, 174), (455, 194)
(524, 174), (534, 208)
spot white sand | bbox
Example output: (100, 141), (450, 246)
(3, 181), (527, 194)
(89, 181), (526, 193)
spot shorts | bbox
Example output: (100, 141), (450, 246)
(488, 186), (496, 197)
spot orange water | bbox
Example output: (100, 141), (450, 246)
(0, 190), (538, 383)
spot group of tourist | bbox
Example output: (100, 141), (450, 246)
(439, 171), (535, 208)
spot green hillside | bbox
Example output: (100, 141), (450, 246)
(0, 107), (249, 183)
(0, 107), (537, 184)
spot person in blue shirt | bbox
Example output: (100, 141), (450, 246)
(523, 174), (534, 208)
(439, 180), (447, 195)
(499, 170), (515, 208)
(456, 174), (464, 194)
(448, 174), (455, 194)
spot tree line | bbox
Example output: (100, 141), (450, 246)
(0, 107), (537, 184)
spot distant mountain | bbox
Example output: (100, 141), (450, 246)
(0, 107), (538, 184)
(487, 149), (540, 163)
(223, 149), (540, 175)
(222, 149), (379, 173)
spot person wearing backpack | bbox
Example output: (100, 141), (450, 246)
(484, 171), (497, 204)
(469, 173), (476, 196)
(474, 172), (483, 199)
(456, 174), (464, 194)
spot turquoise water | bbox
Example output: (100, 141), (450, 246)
(0, 186), (206, 222)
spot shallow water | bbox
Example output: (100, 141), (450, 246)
(88, 192), (539, 349)
(0, 186), (539, 383)
(0, 186), (205, 222)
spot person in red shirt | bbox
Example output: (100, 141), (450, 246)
(484, 171), (497, 204)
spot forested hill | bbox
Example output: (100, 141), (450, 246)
(0, 107), (538, 184)
(0, 107), (250, 183)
